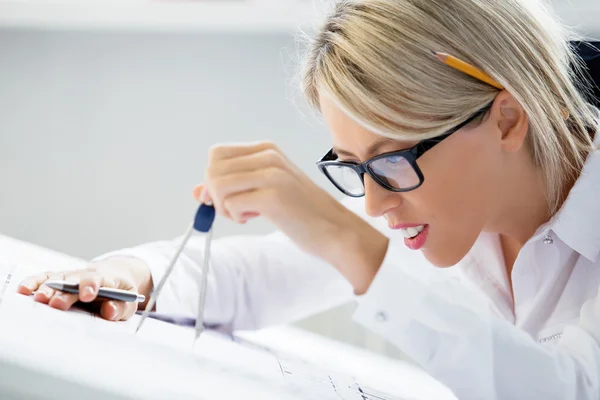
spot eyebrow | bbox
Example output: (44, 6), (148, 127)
(333, 137), (402, 159)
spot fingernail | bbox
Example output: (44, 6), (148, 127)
(242, 212), (260, 218)
(83, 286), (95, 297)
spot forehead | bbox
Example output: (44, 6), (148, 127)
(319, 93), (419, 158)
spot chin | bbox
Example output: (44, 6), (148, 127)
(421, 248), (465, 268)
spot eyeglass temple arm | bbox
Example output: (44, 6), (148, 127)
(319, 148), (338, 162)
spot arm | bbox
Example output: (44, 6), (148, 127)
(94, 230), (355, 331)
(354, 252), (600, 400)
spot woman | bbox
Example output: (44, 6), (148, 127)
(17, 1), (600, 399)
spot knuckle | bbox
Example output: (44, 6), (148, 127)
(78, 270), (98, 282)
(120, 276), (135, 291)
(86, 265), (98, 273)
(208, 143), (220, 158)
(77, 269), (93, 278)
(264, 149), (283, 166)
(208, 143), (227, 161)
(260, 140), (277, 150)
(103, 276), (117, 289)
(48, 271), (65, 280)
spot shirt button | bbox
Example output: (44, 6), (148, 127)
(543, 234), (553, 245)
(375, 311), (388, 323)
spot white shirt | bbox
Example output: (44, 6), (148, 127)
(97, 132), (600, 400)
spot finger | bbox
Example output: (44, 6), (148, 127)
(48, 290), (79, 311)
(120, 299), (138, 321)
(223, 189), (270, 223)
(77, 272), (104, 303)
(209, 141), (278, 161)
(238, 213), (261, 225)
(208, 169), (281, 221)
(193, 184), (214, 205)
(210, 167), (283, 205)
(99, 300), (136, 322)
(34, 272), (65, 305)
(207, 149), (288, 178)
(17, 272), (50, 295)
(192, 184), (204, 202)
(240, 211), (261, 222)
(100, 300), (120, 321)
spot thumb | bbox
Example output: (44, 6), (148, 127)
(192, 184), (213, 204)
(192, 184), (204, 202)
(100, 300), (137, 321)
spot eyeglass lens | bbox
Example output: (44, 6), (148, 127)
(367, 155), (420, 189)
(323, 154), (420, 194)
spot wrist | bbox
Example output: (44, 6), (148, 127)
(327, 211), (389, 295)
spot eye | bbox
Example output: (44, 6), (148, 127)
(383, 155), (405, 168)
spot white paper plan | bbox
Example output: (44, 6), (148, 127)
(0, 262), (403, 400)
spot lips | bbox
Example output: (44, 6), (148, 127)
(388, 223), (430, 250)
(389, 222), (426, 230)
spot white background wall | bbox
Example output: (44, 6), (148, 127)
(0, 30), (323, 254)
(0, 28), (403, 358)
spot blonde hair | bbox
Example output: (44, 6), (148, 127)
(301, 0), (599, 214)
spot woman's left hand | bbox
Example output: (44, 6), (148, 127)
(194, 141), (389, 294)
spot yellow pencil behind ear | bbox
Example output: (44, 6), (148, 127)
(433, 51), (504, 90)
(432, 51), (569, 120)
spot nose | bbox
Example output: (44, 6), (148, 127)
(363, 175), (403, 218)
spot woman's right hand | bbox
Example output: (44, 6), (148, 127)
(16, 257), (152, 322)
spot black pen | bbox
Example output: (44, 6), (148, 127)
(44, 280), (146, 303)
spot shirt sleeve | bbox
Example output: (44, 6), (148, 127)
(92, 196), (401, 331)
(353, 247), (600, 400)
(93, 230), (354, 331)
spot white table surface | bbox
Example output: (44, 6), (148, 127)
(0, 234), (456, 400)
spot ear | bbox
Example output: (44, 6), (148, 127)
(489, 91), (529, 153)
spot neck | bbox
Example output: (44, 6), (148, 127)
(487, 165), (550, 247)
(485, 163), (549, 279)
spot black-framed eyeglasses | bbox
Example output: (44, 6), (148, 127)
(316, 103), (492, 197)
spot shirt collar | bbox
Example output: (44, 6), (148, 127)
(550, 118), (600, 262)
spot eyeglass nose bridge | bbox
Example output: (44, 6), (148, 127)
(351, 162), (394, 194)
(352, 163), (368, 183)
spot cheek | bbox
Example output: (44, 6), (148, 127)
(414, 135), (499, 265)
(419, 148), (495, 219)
